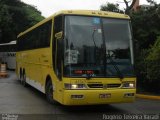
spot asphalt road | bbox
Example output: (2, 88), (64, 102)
(0, 71), (159, 120)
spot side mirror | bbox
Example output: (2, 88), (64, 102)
(55, 31), (63, 40)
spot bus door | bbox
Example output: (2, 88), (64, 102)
(53, 15), (64, 102)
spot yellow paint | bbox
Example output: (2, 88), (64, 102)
(63, 89), (136, 105)
(16, 10), (135, 105)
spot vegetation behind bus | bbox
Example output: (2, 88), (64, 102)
(0, 0), (44, 43)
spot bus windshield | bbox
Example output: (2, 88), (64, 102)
(63, 15), (134, 77)
(103, 18), (134, 77)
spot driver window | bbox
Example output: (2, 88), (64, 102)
(53, 15), (63, 80)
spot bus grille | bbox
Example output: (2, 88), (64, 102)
(87, 84), (121, 88)
(106, 84), (121, 88)
(87, 84), (103, 88)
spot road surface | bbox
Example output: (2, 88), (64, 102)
(0, 71), (159, 120)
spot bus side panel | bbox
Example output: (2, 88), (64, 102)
(39, 48), (52, 89)
(40, 47), (64, 103)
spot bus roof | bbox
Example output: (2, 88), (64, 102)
(0, 41), (16, 46)
(17, 10), (130, 37)
(54, 10), (130, 19)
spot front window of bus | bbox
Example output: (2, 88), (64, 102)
(63, 15), (135, 77)
(102, 18), (134, 77)
(64, 16), (105, 77)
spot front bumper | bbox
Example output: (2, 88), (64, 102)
(62, 89), (136, 105)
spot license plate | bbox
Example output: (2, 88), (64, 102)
(99, 93), (111, 98)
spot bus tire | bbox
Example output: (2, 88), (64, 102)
(45, 80), (57, 104)
(19, 69), (23, 84)
(22, 72), (27, 87)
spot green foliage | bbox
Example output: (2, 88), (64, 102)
(131, 5), (160, 49)
(146, 61), (160, 80)
(147, 36), (160, 60)
(132, 4), (160, 93)
(0, 0), (44, 43)
(23, 5), (44, 25)
(134, 49), (148, 88)
(100, 2), (124, 13)
(0, 3), (15, 42)
(145, 36), (160, 84)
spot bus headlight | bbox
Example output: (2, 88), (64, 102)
(64, 83), (87, 89)
(122, 82), (135, 88)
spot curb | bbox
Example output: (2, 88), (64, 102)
(136, 94), (160, 100)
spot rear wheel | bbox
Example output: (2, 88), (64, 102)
(46, 80), (57, 104)
(22, 72), (27, 87)
(19, 69), (23, 83)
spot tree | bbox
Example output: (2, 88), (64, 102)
(100, 2), (123, 13)
(123, 0), (137, 14)
(100, 0), (138, 15)
(131, 3), (160, 50)
(130, 2), (160, 93)
(0, 3), (15, 43)
(0, 0), (44, 43)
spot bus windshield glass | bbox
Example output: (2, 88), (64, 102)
(103, 18), (134, 77)
(63, 15), (134, 77)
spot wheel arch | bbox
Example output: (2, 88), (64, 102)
(45, 75), (52, 93)
(18, 67), (23, 81)
(22, 68), (25, 75)
(19, 68), (22, 75)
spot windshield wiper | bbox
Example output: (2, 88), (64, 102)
(92, 29), (97, 48)
(106, 54), (123, 79)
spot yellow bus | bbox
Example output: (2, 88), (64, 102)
(16, 10), (136, 105)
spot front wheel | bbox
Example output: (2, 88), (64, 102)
(46, 80), (57, 104)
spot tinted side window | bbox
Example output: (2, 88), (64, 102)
(53, 16), (63, 70)
(54, 16), (63, 33)
(53, 15), (63, 80)
(17, 20), (52, 51)
(38, 21), (52, 48)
